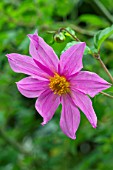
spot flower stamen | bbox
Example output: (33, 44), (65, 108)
(49, 73), (70, 95)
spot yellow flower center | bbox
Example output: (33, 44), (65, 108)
(49, 73), (70, 95)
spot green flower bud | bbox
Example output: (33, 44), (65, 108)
(54, 32), (66, 43)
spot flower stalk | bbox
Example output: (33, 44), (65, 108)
(59, 27), (80, 41)
(100, 91), (113, 98)
(94, 53), (113, 84)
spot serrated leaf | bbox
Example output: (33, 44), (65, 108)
(62, 41), (91, 55)
(94, 25), (113, 50)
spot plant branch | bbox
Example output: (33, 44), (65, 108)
(59, 27), (80, 41)
(58, 24), (95, 37)
(94, 54), (113, 84)
(100, 91), (113, 98)
(69, 24), (95, 37)
(99, 58), (113, 84)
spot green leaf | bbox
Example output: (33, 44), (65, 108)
(94, 25), (113, 50)
(64, 27), (75, 37)
(62, 41), (91, 55)
(79, 14), (109, 28)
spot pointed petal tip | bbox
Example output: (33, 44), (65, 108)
(90, 115), (97, 128)
(70, 135), (76, 140)
(16, 81), (20, 86)
(93, 124), (97, 128)
(6, 54), (11, 59)
(80, 42), (86, 49)
(27, 30), (38, 38)
(34, 29), (38, 34)
(27, 34), (32, 39)
(6, 54), (16, 62)
(72, 42), (86, 49)
(6, 54), (9, 57)
(41, 119), (48, 126)
(6, 53), (20, 60)
(80, 42), (86, 45)
(92, 122), (97, 128)
(104, 81), (112, 86)
(41, 122), (46, 126)
(108, 83), (112, 87)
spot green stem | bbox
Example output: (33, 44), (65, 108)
(45, 23), (95, 37)
(70, 24), (95, 37)
(100, 91), (113, 99)
(94, 54), (113, 84)
(59, 28), (80, 41)
(99, 58), (113, 84)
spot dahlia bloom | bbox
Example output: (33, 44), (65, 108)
(6, 32), (111, 139)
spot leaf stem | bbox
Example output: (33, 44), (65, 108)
(94, 54), (113, 84)
(59, 28), (80, 41)
(69, 24), (95, 37)
(100, 91), (113, 98)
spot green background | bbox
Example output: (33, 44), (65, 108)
(0, 0), (113, 169)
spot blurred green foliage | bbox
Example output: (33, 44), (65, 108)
(0, 0), (113, 170)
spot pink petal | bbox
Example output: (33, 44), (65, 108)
(70, 71), (111, 97)
(28, 31), (59, 72)
(33, 59), (54, 76)
(16, 76), (49, 98)
(6, 53), (48, 79)
(60, 94), (80, 139)
(71, 89), (97, 128)
(59, 42), (86, 76)
(35, 89), (60, 125)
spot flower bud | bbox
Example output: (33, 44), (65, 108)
(54, 32), (66, 43)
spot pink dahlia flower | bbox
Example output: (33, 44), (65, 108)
(6, 31), (111, 139)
